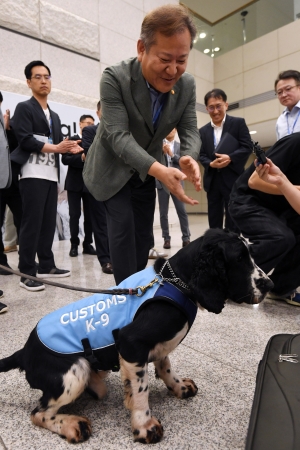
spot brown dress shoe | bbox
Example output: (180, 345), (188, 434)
(182, 240), (190, 247)
(102, 263), (113, 274)
(163, 240), (171, 249)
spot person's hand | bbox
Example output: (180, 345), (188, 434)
(3, 109), (10, 130)
(179, 155), (201, 192)
(162, 142), (173, 157)
(255, 157), (287, 186)
(210, 153), (231, 169)
(148, 162), (199, 205)
(57, 139), (82, 154)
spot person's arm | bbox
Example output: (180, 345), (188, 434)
(256, 158), (300, 213)
(82, 126), (96, 154)
(13, 103), (81, 155)
(101, 68), (200, 204)
(248, 170), (283, 194)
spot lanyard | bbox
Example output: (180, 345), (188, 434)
(286, 109), (300, 135)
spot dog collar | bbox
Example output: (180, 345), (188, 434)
(158, 260), (190, 291)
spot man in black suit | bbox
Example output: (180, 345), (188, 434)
(62, 114), (96, 257)
(81, 102), (113, 275)
(199, 89), (252, 231)
(11, 60), (82, 291)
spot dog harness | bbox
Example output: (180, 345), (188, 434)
(36, 266), (197, 359)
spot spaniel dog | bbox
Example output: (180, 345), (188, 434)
(0, 229), (273, 444)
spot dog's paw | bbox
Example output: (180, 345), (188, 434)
(59, 415), (92, 443)
(132, 417), (163, 444)
(180, 378), (198, 398)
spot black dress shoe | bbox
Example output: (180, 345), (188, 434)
(69, 245), (78, 257)
(83, 244), (97, 255)
(163, 240), (171, 249)
(0, 264), (13, 275)
(102, 263), (113, 274)
(182, 240), (190, 248)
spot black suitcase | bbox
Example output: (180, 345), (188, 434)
(246, 334), (300, 450)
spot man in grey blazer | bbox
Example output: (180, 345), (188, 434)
(83, 4), (201, 284)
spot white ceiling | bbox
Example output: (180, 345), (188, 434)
(182, 0), (258, 24)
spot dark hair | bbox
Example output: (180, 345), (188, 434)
(140, 4), (197, 51)
(24, 61), (51, 80)
(79, 114), (94, 122)
(0, 92), (3, 103)
(97, 100), (101, 111)
(274, 70), (300, 89)
(204, 89), (227, 106)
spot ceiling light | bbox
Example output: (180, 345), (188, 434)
(204, 49), (210, 54)
(214, 47), (220, 52)
(193, 38), (198, 44)
(211, 53), (215, 58)
(250, 131), (257, 135)
(199, 32), (206, 39)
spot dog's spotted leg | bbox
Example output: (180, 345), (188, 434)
(31, 358), (92, 443)
(120, 357), (163, 444)
(154, 356), (198, 399)
(87, 370), (109, 400)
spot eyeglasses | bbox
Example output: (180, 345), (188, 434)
(207, 104), (224, 112)
(31, 74), (51, 81)
(275, 85), (299, 97)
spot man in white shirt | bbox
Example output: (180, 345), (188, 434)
(199, 89), (252, 231)
(12, 60), (81, 291)
(275, 70), (300, 140)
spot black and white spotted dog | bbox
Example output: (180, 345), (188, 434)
(0, 229), (273, 444)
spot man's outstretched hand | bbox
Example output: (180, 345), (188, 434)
(148, 159), (201, 205)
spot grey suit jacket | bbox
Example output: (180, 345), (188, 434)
(83, 57), (201, 201)
(0, 108), (12, 189)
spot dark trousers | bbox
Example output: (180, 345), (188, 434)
(18, 178), (57, 275)
(157, 183), (190, 241)
(0, 186), (23, 266)
(104, 174), (156, 285)
(88, 193), (110, 266)
(207, 172), (238, 232)
(229, 199), (300, 295)
(67, 190), (93, 246)
(0, 192), (7, 266)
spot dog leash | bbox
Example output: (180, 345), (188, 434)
(0, 261), (189, 296)
(0, 264), (141, 295)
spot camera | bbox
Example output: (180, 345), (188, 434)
(253, 140), (267, 165)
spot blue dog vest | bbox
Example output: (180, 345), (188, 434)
(37, 266), (197, 356)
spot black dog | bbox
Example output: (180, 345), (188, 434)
(0, 229), (273, 444)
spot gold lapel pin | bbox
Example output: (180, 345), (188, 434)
(171, 90), (175, 95)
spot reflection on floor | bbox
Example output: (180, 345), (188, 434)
(0, 213), (299, 450)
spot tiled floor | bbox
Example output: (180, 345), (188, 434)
(0, 209), (299, 450)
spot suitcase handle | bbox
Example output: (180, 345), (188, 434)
(278, 353), (299, 363)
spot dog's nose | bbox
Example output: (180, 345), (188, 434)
(255, 277), (274, 294)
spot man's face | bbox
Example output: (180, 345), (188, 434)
(137, 29), (191, 93)
(276, 78), (300, 109)
(79, 117), (94, 132)
(27, 65), (51, 97)
(206, 96), (228, 126)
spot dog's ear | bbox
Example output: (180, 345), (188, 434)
(189, 240), (229, 314)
